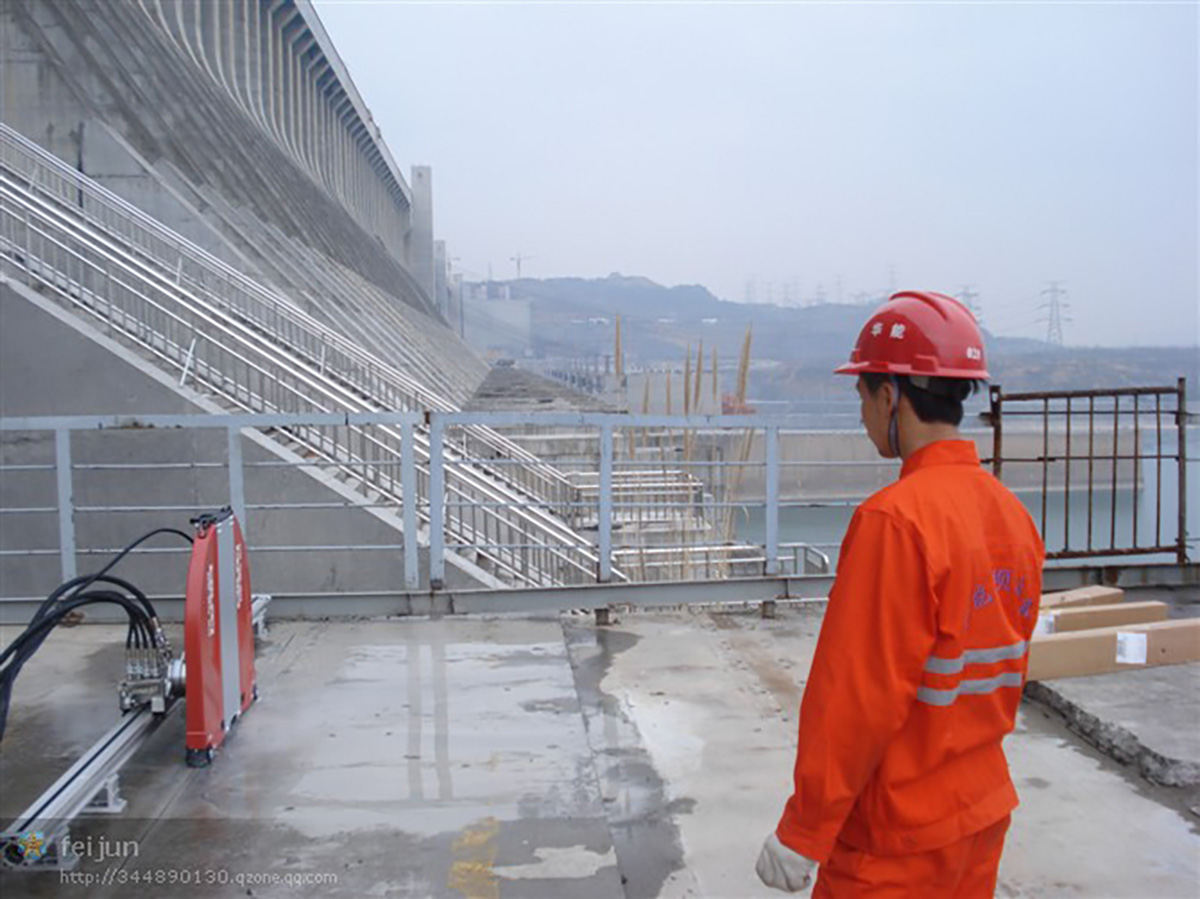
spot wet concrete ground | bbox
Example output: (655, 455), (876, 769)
(1, 606), (1198, 898)
(586, 605), (1200, 898)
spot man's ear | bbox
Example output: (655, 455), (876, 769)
(882, 378), (898, 410)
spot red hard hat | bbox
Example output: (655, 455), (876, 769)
(835, 291), (989, 379)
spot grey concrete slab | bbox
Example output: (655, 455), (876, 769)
(1023, 586), (1200, 789)
(1025, 665), (1200, 787)
(0, 619), (622, 898)
(3, 605), (1199, 899)
(465, 368), (617, 414)
(587, 606), (1200, 899)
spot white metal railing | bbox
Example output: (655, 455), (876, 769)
(2, 408), (1187, 606)
(0, 411), (840, 598)
(0, 123), (576, 517)
(0, 135), (608, 586)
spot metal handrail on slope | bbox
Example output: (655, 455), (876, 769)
(0, 123), (575, 516)
(0, 172), (609, 585)
(0, 195), (595, 586)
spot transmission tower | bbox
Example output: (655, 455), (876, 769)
(957, 285), (984, 326)
(1039, 281), (1070, 346)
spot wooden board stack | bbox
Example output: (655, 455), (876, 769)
(1026, 585), (1200, 681)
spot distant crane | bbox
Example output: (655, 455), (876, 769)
(1039, 281), (1070, 346)
(510, 252), (535, 279)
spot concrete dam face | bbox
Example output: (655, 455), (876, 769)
(0, 0), (608, 599)
(1, 0), (486, 403)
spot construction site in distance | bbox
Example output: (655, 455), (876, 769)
(0, 2), (1197, 897)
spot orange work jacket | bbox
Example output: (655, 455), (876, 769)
(776, 439), (1045, 861)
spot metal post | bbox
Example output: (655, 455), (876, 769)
(400, 421), (419, 590)
(1041, 397), (1050, 539)
(227, 427), (246, 528)
(989, 385), (1003, 478)
(765, 425), (780, 576)
(1088, 396), (1096, 551)
(429, 416), (445, 590)
(1155, 392), (1163, 548)
(1178, 378), (1189, 563)
(1132, 394), (1140, 547)
(54, 429), (77, 583)
(1111, 396), (1120, 549)
(598, 424), (613, 583)
(1064, 397), (1072, 551)
(178, 336), (197, 389)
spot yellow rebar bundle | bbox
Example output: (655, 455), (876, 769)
(683, 344), (692, 417)
(614, 315), (623, 381)
(737, 325), (752, 406)
(721, 326), (755, 557)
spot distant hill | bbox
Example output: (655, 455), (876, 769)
(487, 273), (882, 365)
(476, 275), (1198, 399)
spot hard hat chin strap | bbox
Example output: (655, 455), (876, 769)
(887, 375), (901, 458)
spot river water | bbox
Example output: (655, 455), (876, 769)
(736, 421), (1199, 569)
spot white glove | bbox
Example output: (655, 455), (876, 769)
(756, 832), (817, 893)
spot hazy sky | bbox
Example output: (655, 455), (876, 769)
(315, 1), (1198, 347)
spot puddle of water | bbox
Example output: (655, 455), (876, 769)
(563, 621), (689, 899)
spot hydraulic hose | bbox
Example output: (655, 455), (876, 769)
(0, 527), (193, 741)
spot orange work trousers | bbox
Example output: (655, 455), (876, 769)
(812, 815), (1011, 898)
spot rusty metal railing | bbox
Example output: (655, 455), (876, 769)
(985, 380), (1189, 563)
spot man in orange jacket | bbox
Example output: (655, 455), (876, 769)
(757, 292), (1045, 897)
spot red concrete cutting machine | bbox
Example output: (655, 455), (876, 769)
(1, 508), (267, 869)
(182, 508), (258, 767)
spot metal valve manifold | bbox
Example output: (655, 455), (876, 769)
(118, 619), (175, 715)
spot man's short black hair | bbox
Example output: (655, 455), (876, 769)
(860, 373), (983, 427)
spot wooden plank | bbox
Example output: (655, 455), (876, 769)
(1039, 585), (1125, 611)
(1028, 618), (1200, 681)
(1041, 601), (1168, 634)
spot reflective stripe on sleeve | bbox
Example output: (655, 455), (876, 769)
(916, 671), (1025, 707)
(923, 640), (1028, 675)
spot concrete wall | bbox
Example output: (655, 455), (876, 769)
(410, 165), (435, 308)
(0, 281), (489, 604)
